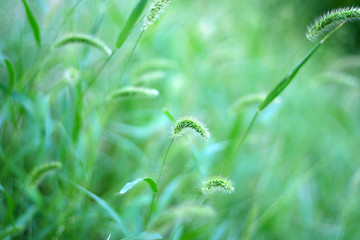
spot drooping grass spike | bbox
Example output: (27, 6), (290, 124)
(53, 34), (112, 55)
(107, 87), (159, 100)
(307, 7), (360, 41)
(172, 116), (210, 139)
(201, 176), (235, 196)
(143, 0), (171, 31)
(28, 162), (62, 188)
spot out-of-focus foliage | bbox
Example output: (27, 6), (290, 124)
(0, 0), (360, 239)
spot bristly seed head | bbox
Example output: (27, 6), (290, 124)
(143, 0), (171, 31)
(29, 162), (62, 188)
(201, 176), (234, 196)
(172, 116), (210, 139)
(107, 87), (159, 100)
(306, 7), (360, 41)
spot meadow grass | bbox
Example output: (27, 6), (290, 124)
(0, 1), (360, 239)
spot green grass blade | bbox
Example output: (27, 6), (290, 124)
(4, 59), (15, 93)
(0, 184), (15, 225)
(258, 20), (347, 111)
(0, 206), (37, 239)
(258, 42), (321, 111)
(162, 108), (175, 122)
(21, 0), (41, 46)
(119, 177), (158, 194)
(53, 33), (112, 55)
(0, 225), (24, 239)
(116, 0), (148, 49)
(74, 183), (129, 235)
(120, 232), (163, 240)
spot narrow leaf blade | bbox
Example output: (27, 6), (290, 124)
(162, 108), (175, 122)
(74, 183), (129, 235)
(21, 0), (41, 46)
(120, 177), (158, 194)
(258, 42), (321, 111)
(0, 184), (15, 224)
(120, 232), (163, 240)
(116, 0), (148, 49)
(4, 59), (15, 93)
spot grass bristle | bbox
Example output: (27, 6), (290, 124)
(107, 86), (159, 100)
(29, 162), (62, 188)
(306, 7), (360, 41)
(143, 0), (171, 31)
(201, 176), (234, 196)
(172, 116), (210, 139)
(53, 33), (112, 55)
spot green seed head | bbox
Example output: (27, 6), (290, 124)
(306, 7), (360, 41)
(172, 116), (210, 139)
(107, 87), (159, 100)
(29, 162), (62, 188)
(201, 176), (234, 196)
(143, 0), (171, 31)
(53, 33), (112, 55)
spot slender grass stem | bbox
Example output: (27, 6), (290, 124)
(145, 138), (174, 228)
(116, 30), (144, 88)
(157, 138), (174, 184)
(226, 21), (347, 175)
(225, 110), (259, 175)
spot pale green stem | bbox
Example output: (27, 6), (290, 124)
(146, 138), (174, 228)
(225, 110), (259, 175)
(116, 30), (144, 88)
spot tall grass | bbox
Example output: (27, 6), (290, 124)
(0, 1), (359, 239)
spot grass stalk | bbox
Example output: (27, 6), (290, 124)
(227, 21), (347, 174)
(145, 138), (174, 228)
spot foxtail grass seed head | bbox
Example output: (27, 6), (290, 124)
(306, 7), (360, 41)
(53, 33), (112, 55)
(29, 162), (62, 188)
(143, 0), (171, 31)
(201, 176), (234, 196)
(107, 87), (159, 100)
(172, 116), (210, 139)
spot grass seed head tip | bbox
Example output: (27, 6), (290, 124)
(172, 116), (210, 139)
(143, 0), (171, 31)
(29, 162), (62, 188)
(53, 33), (112, 55)
(306, 7), (360, 41)
(108, 86), (159, 100)
(201, 176), (234, 196)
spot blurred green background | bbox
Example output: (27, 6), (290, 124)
(1, 0), (360, 239)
